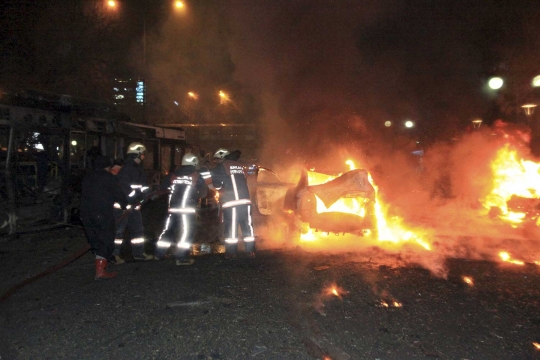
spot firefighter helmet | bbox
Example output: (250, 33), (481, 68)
(213, 148), (230, 160)
(126, 142), (147, 156)
(182, 153), (199, 166)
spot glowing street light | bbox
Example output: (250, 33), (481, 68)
(187, 91), (198, 100)
(175, 1), (185, 8)
(384, 121), (392, 127)
(107, 0), (116, 8)
(219, 90), (229, 104)
(471, 118), (483, 129)
(488, 77), (504, 90)
(532, 75), (540, 88)
(522, 104), (537, 116)
(404, 120), (415, 128)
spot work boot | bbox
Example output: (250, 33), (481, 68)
(175, 258), (195, 266)
(95, 259), (117, 280)
(112, 255), (125, 265)
(134, 253), (154, 261)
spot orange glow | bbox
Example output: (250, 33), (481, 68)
(324, 284), (346, 298)
(482, 145), (540, 224)
(534, 342), (540, 350)
(175, 1), (184, 8)
(499, 251), (525, 266)
(462, 276), (474, 286)
(107, 0), (116, 7)
(299, 160), (430, 251)
(187, 91), (198, 100)
(378, 300), (402, 308)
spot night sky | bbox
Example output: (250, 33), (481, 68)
(2, 0), (540, 159)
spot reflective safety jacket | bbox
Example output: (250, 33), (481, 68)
(116, 157), (149, 205)
(211, 159), (251, 208)
(167, 165), (208, 212)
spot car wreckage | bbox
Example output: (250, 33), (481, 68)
(253, 167), (378, 239)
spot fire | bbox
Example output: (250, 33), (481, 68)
(324, 284), (346, 298)
(462, 276), (474, 286)
(378, 300), (402, 308)
(299, 160), (430, 251)
(482, 145), (540, 224)
(499, 251), (525, 266)
(534, 342), (540, 350)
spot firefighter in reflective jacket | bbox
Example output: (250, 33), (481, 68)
(211, 148), (256, 258)
(155, 153), (208, 265)
(113, 142), (154, 263)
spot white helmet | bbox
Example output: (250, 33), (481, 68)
(127, 142), (147, 156)
(213, 148), (230, 160)
(182, 153), (199, 166)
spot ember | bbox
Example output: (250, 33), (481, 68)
(377, 300), (402, 308)
(499, 251), (525, 266)
(324, 284), (347, 299)
(462, 276), (474, 286)
(533, 342), (540, 350)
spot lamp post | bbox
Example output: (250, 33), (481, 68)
(106, 1), (186, 123)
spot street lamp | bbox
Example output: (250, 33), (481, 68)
(219, 90), (229, 104)
(384, 121), (392, 127)
(488, 77), (504, 90)
(471, 118), (483, 129)
(404, 120), (415, 128)
(106, 1), (187, 123)
(188, 91), (198, 100)
(522, 104), (537, 116)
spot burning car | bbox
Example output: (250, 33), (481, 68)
(253, 166), (378, 240)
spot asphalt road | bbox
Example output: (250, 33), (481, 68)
(1, 222), (540, 360)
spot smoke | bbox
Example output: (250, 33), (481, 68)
(136, 1), (540, 275)
(255, 123), (540, 277)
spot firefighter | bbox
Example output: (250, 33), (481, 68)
(80, 156), (128, 279)
(211, 148), (256, 259)
(155, 153), (208, 265)
(113, 142), (154, 263)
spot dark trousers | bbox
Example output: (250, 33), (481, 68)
(113, 208), (145, 257)
(155, 212), (196, 259)
(82, 212), (115, 260)
(222, 204), (255, 254)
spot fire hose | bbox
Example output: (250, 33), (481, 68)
(0, 189), (169, 302)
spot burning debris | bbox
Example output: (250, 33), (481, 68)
(498, 251), (525, 266)
(324, 284), (348, 299)
(294, 160), (430, 252)
(376, 299), (403, 308)
(462, 276), (474, 286)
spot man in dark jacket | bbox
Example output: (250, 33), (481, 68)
(81, 156), (128, 279)
(155, 153), (208, 265)
(211, 148), (256, 259)
(113, 142), (153, 263)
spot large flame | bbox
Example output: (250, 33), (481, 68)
(482, 144), (540, 223)
(300, 160), (430, 251)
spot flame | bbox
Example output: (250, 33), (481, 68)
(462, 276), (474, 286)
(482, 145), (540, 223)
(324, 284), (346, 298)
(299, 160), (429, 251)
(534, 342), (540, 350)
(378, 300), (402, 308)
(499, 251), (525, 266)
